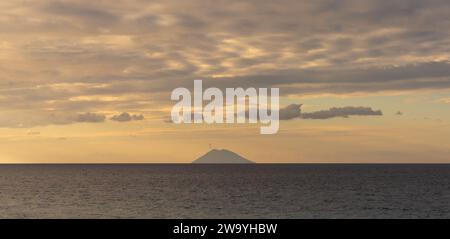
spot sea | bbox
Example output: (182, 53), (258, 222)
(0, 164), (448, 219)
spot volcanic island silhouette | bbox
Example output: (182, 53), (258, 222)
(192, 149), (254, 164)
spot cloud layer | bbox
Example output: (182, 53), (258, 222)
(111, 112), (144, 122)
(277, 104), (382, 120)
(75, 112), (106, 123)
(301, 106), (383, 119)
(0, 0), (449, 127)
(279, 104), (302, 120)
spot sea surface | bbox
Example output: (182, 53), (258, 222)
(0, 164), (449, 219)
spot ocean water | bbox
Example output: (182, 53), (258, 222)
(0, 164), (448, 219)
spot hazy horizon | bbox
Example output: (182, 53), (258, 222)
(1, 0), (450, 163)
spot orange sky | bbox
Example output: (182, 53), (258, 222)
(1, 0), (450, 163)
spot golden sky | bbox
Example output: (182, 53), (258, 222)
(1, 0), (450, 163)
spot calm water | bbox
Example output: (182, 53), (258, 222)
(0, 164), (449, 219)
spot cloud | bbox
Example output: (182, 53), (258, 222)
(279, 104), (302, 120)
(110, 112), (144, 122)
(278, 104), (383, 120)
(41, 1), (120, 29)
(167, 104), (379, 122)
(74, 112), (106, 123)
(234, 104), (302, 122)
(0, 0), (449, 127)
(199, 61), (450, 95)
(301, 107), (383, 120)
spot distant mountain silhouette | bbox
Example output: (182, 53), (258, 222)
(192, 149), (254, 164)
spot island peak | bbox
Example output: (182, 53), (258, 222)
(192, 149), (254, 164)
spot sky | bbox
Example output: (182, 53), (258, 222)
(1, 0), (450, 163)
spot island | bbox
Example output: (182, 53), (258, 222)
(192, 149), (254, 164)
